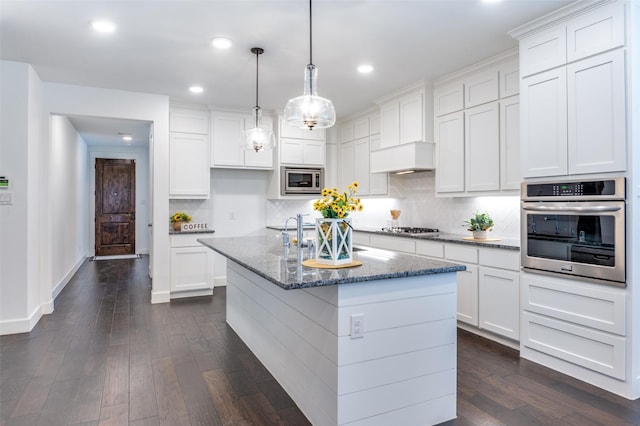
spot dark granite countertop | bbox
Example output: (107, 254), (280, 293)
(198, 236), (465, 290)
(266, 225), (316, 231)
(355, 228), (520, 251)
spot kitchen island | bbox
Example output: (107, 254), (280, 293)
(199, 236), (465, 426)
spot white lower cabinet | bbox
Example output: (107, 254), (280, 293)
(520, 272), (627, 381)
(478, 267), (519, 340)
(456, 265), (479, 326)
(170, 234), (214, 297)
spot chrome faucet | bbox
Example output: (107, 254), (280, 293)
(296, 213), (308, 249)
(282, 216), (297, 247)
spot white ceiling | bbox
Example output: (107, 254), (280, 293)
(1, 0), (573, 144)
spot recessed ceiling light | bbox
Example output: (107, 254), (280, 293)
(358, 64), (374, 74)
(211, 37), (232, 49)
(118, 133), (132, 141)
(91, 20), (116, 33)
(189, 86), (204, 94)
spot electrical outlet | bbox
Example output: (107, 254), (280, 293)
(350, 314), (364, 339)
(229, 211), (236, 220)
(0, 192), (12, 205)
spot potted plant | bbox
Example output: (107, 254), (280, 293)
(170, 212), (192, 231)
(464, 212), (494, 240)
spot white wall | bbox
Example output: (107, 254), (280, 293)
(50, 115), (88, 298)
(88, 145), (150, 255)
(0, 61), (43, 334)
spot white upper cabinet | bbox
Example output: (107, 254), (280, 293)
(279, 117), (326, 166)
(169, 107), (210, 199)
(434, 82), (464, 117)
(170, 108), (209, 134)
(516, 0), (626, 178)
(465, 102), (500, 192)
(435, 111), (465, 194)
(464, 70), (499, 108)
(521, 67), (568, 177)
(567, 49), (626, 174)
(378, 86), (425, 148)
(500, 95), (521, 190)
(169, 132), (210, 198)
(211, 110), (274, 169)
(518, 0), (624, 77)
(434, 51), (520, 196)
(519, 26), (567, 77)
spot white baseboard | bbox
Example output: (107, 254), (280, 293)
(52, 257), (88, 299)
(0, 304), (43, 336)
(214, 276), (227, 287)
(151, 290), (170, 304)
(170, 288), (213, 299)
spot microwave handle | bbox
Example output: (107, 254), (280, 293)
(522, 205), (621, 213)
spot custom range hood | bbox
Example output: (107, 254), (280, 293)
(370, 141), (435, 174)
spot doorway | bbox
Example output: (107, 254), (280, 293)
(95, 158), (136, 256)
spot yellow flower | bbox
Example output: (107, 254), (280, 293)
(313, 183), (364, 219)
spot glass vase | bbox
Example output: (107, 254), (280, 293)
(316, 218), (353, 265)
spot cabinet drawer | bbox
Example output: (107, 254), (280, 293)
(445, 244), (478, 264)
(171, 233), (206, 248)
(479, 248), (519, 271)
(353, 232), (370, 246)
(521, 311), (625, 380)
(521, 273), (626, 336)
(368, 235), (415, 254)
(415, 240), (444, 259)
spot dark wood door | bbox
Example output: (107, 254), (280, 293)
(95, 158), (136, 256)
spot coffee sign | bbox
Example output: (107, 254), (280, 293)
(181, 222), (209, 231)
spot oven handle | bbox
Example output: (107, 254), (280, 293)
(522, 205), (621, 213)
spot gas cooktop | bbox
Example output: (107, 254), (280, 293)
(381, 226), (440, 235)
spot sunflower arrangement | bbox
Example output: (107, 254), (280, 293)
(170, 212), (192, 223)
(313, 182), (363, 219)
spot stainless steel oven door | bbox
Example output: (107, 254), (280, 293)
(521, 200), (625, 286)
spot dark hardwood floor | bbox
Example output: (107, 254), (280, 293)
(0, 256), (638, 425)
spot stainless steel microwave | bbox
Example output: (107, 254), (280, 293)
(281, 167), (324, 195)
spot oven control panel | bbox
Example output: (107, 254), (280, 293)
(523, 178), (625, 200)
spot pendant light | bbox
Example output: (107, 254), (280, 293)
(244, 47), (275, 152)
(283, 0), (336, 130)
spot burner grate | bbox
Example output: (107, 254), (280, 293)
(381, 226), (439, 234)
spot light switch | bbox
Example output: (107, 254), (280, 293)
(0, 192), (13, 205)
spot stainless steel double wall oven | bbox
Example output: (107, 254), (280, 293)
(521, 177), (626, 287)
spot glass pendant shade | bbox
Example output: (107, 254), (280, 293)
(244, 106), (275, 152)
(244, 47), (275, 152)
(284, 64), (335, 130)
(283, 0), (336, 130)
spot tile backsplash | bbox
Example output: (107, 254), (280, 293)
(267, 172), (521, 239)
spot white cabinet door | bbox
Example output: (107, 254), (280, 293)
(521, 68), (568, 177)
(211, 113), (244, 167)
(400, 91), (424, 144)
(325, 142), (338, 188)
(338, 141), (354, 190)
(169, 132), (210, 198)
(434, 82), (464, 116)
(500, 96), (521, 190)
(519, 25), (567, 77)
(465, 102), (499, 192)
(566, 1), (624, 63)
(499, 61), (520, 98)
(339, 121), (354, 144)
(353, 138), (371, 195)
(567, 50), (626, 175)
(170, 246), (213, 292)
(280, 138), (305, 165)
(380, 101), (400, 148)
(354, 117), (370, 140)
(464, 70), (499, 108)
(478, 266), (519, 340)
(170, 108), (209, 134)
(456, 264), (478, 326)
(435, 111), (465, 193)
(303, 140), (326, 166)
